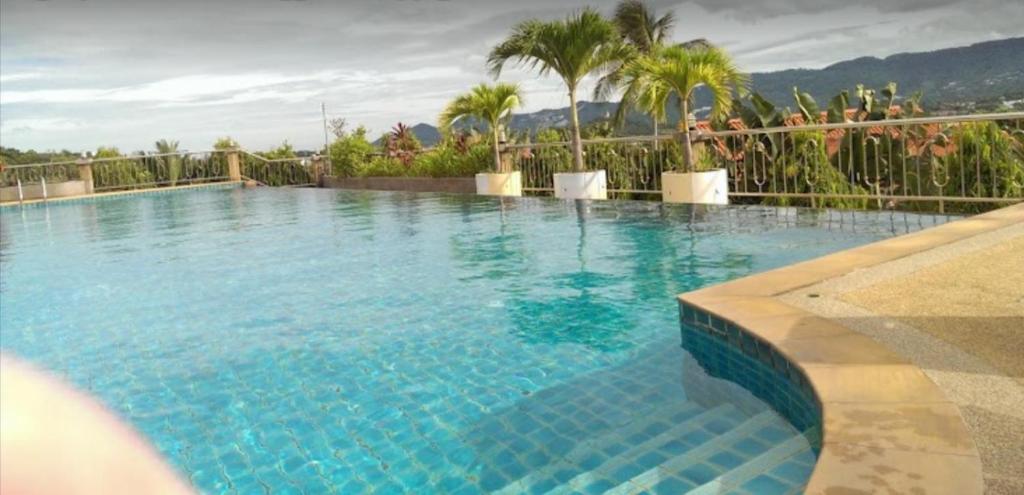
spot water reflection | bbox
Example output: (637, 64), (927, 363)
(504, 201), (635, 351)
(82, 200), (141, 243)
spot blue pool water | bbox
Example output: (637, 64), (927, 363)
(0, 188), (953, 494)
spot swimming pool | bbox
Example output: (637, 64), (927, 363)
(0, 188), (953, 494)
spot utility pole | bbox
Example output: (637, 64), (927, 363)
(321, 102), (331, 173)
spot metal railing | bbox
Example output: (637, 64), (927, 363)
(239, 151), (317, 187)
(510, 113), (1024, 212)
(89, 151), (229, 192)
(1, 160), (81, 188)
(1, 149), (321, 202)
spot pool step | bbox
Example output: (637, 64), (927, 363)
(492, 401), (717, 495)
(603, 410), (778, 495)
(685, 427), (818, 495)
(545, 405), (741, 495)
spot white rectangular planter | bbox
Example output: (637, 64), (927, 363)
(662, 169), (729, 205)
(553, 170), (607, 200)
(475, 171), (522, 197)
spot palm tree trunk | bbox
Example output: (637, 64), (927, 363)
(679, 99), (694, 173)
(492, 125), (503, 173)
(653, 116), (659, 152)
(568, 87), (585, 172)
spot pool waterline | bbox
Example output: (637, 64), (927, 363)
(0, 188), (956, 494)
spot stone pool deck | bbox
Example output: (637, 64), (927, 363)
(680, 202), (1024, 494)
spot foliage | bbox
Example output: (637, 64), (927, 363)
(384, 123), (422, 165)
(596, 0), (675, 132)
(936, 122), (1024, 213)
(0, 147), (79, 166)
(623, 44), (748, 171)
(92, 146), (154, 190)
(489, 8), (631, 171)
(257, 141), (297, 160)
(154, 139), (181, 186)
(407, 142), (492, 178)
(213, 137), (237, 150)
(328, 126), (375, 177)
(439, 82), (523, 172)
(0, 147), (81, 187)
(729, 96), (869, 208)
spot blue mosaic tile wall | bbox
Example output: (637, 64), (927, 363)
(678, 301), (822, 443)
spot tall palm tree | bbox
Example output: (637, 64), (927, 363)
(489, 9), (631, 172)
(154, 139), (181, 185)
(438, 83), (523, 173)
(624, 45), (748, 171)
(596, 0), (675, 142)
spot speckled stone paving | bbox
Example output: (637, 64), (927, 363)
(786, 218), (1024, 494)
(682, 202), (1024, 495)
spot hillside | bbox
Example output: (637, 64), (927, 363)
(408, 37), (1023, 146)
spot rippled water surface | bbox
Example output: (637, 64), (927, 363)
(0, 188), (952, 494)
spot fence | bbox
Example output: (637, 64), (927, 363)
(1, 149), (323, 202)
(240, 152), (318, 187)
(4, 113), (1021, 211)
(509, 112), (1024, 212)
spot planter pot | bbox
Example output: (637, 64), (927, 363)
(553, 170), (607, 200)
(661, 169), (729, 205)
(475, 171), (522, 197)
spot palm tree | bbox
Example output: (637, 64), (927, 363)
(489, 9), (630, 172)
(596, 0), (675, 142)
(154, 139), (180, 185)
(438, 83), (523, 173)
(624, 45), (748, 171)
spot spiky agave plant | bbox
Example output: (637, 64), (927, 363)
(438, 83), (523, 173)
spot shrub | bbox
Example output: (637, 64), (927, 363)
(328, 126), (375, 177)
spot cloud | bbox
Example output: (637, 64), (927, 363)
(1, 0), (1021, 152)
(0, 72), (46, 83)
(0, 118), (85, 134)
(686, 0), (962, 18)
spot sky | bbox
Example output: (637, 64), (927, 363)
(1, 0), (1022, 153)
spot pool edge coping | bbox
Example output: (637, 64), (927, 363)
(0, 181), (245, 208)
(677, 202), (1024, 494)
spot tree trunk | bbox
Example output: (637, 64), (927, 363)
(653, 116), (659, 152)
(568, 87), (585, 172)
(492, 125), (503, 173)
(679, 99), (694, 173)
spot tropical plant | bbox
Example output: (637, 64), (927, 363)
(935, 121), (1024, 213)
(622, 44), (748, 171)
(384, 123), (421, 165)
(488, 8), (631, 172)
(213, 137), (237, 150)
(154, 139), (181, 186)
(596, 0), (675, 139)
(92, 146), (154, 190)
(328, 126), (375, 177)
(439, 83), (523, 173)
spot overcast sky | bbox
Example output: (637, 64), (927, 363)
(1, 0), (1022, 153)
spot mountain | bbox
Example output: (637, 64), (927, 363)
(408, 37), (1024, 146)
(747, 37), (1024, 113)
(408, 123), (441, 146)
